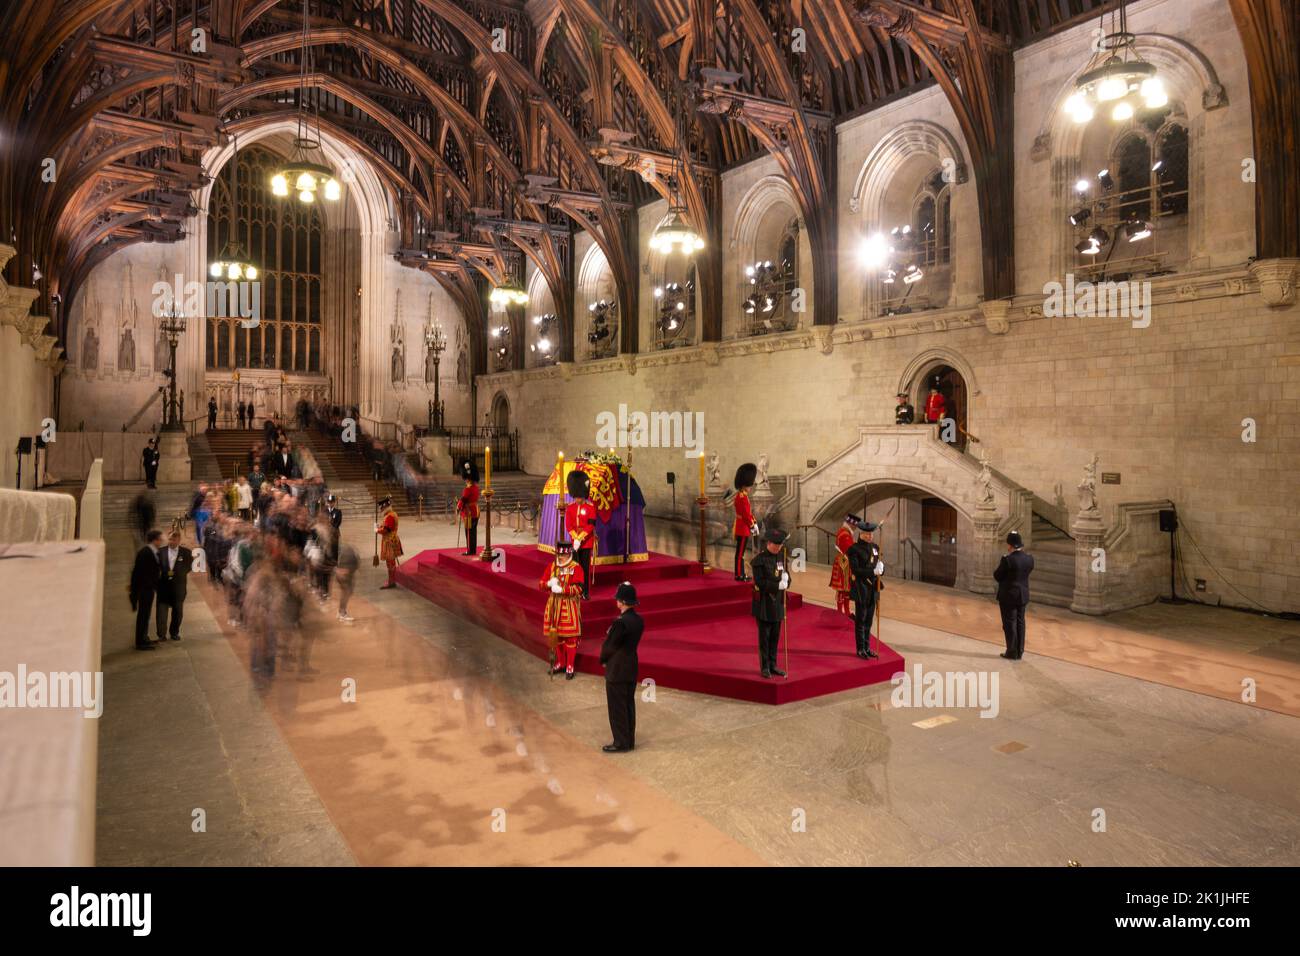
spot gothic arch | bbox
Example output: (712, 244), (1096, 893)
(1035, 33), (1229, 277)
(848, 120), (968, 217)
(576, 242), (617, 360)
(179, 119), (394, 420)
(898, 346), (980, 400)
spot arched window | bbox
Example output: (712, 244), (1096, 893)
(912, 168), (951, 267)
(1110, 112), (1189, 225)
(1155, 124), (1189, 216)
(207, 144), (324, 373)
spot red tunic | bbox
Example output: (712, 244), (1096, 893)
(829, 527), (854, 592)
(378, 509), (403, 561)
(540, 559), (584, 640)
(733, 491), (755, 538)
(457, 482), (480, 523)
(565, 499), (598, 551)
(924, 392), (946, 423)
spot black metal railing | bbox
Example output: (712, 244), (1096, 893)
(445, 426), (520, 473)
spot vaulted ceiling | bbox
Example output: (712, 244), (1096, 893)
(2, 0), (1295, 367)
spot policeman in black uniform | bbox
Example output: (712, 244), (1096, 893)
(894, 392), (915, 424)
(750, 528), (790, 679)
(847, 519), (883, 659)
(141, 437), (160, 488)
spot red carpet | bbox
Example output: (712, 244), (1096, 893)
(396, 545), (903, 705)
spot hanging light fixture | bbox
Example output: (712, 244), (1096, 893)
(650, 87), (704, 256)
(209, 131), (258, 281)
(1063, 1), (1165, 125)
(489, 279), (529, 307)
(271, 0), (340, 204)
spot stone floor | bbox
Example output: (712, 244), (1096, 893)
(96, 509), (1300, 866)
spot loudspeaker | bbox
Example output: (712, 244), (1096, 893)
(15, 437), (32, 454)
(1159, 509), (1178, 533)
(666, 472), (676, 485)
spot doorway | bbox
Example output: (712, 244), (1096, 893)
(918, 364), (969, 452)
(920, 497), (958, 586)
(490, 392), (510, 433)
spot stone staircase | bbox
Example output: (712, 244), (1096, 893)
(1030, 513), (1076, 608)
(199, 428), (264, 479)
(186, 432), (223, 481)
(100, 484), (200, 532)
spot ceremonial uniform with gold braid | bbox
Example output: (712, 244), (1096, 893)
(540, 549), (585, 676)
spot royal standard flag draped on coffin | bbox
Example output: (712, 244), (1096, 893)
(538, 455), (648, 563)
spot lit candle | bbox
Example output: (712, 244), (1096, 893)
(699, 447), (705, 495)
(484, 444), (491, 490)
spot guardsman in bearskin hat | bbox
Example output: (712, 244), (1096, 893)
(829, 513), (859, 617)
(924, 381), (946, 425)
(750, 528), (790, 679)
(846, 519), (883, 659)
(732, 462), (758, 582)
(376, 495), (403, 589)
(565, 468), (598, 599)
(457, 458), (481, 556)
(540, 540), (585, 679)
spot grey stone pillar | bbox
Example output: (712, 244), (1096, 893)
(1070, 511), (1107, 615)
(969, 502), (1001, 595)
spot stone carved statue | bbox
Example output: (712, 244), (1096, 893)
(391, 342), (404, 384)
(118, 325), (136, 373)
(706, 451), (722, 489)
(755, 453), (770, 490)
(976, 450), (995, 507)
(81, 326), (99, 371)
(1077, 453), (1100, 514)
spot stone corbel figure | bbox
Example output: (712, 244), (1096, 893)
(1077, 453), (1100, 515)
(706, 451), (722, 490)
(755, 453), (770, 491)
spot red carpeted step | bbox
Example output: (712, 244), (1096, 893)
(395, 546), (902, 705)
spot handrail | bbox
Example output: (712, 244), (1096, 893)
(121, 387), (163, 432)
(900, 536), (922, 581)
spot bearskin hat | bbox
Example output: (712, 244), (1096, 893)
(734, 462), (758, 491)
(567, 468), (590, 499)
(460, 458), (480, 483)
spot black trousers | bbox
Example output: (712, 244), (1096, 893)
(734, 537), (749, 579)
(605, 680), (636, 749)
(756, 619), (782, 671)
(853, 588), (877, 652)
(208, 412), (217, 429)
(143, 466), (157, 488)
(464, 517), (478, 554)
(1000, 601), (1026, 658)
(134, 591), (155, 647)
(574, 547), (592, 598)
(156, 597), (183, 638)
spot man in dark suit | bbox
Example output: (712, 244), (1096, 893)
(141, 438), (160, 488)
(600, 582), (643, 753)
(129, 530), (164, 651)
(155, 529), (193, 642)
(993, 531), (1034, 660)
(207, 396), (218, 430)
(269, 442), (299, 479)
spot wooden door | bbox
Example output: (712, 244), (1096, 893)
(921, 497), (958, 586)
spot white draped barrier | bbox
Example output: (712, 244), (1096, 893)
(0, 487), (77, 544)
(45, 432), (157, 483)
(80, 460), (104, 541)
(0, 540), (104, 865)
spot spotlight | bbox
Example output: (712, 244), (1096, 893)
(1069, 207), (1091, 227)
(1126, 219), (1152, 242)
(1151, 160), (1164, 173)
(1074, 179), (1091, 193)
(1097, 168), (1114, 190)
(857, 232), (890, 270)
(1089, 225), (1110, 247)
(902, 264), (924, 285)
(1075, 237), (1101, 256)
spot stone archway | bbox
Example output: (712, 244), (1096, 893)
(489, 391), (510, 433)
(899, 346), (979, 452)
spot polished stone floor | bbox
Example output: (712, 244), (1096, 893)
(96, 511), (1300, 866)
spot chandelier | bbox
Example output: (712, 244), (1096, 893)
(650, 206), (705, 255)
(209, 130), (258, 281)
(649, 85), (704, 256)
(489, 280), (528, 307)
(1063, 1), (1165, 124)
(270, 0), (340, 204)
